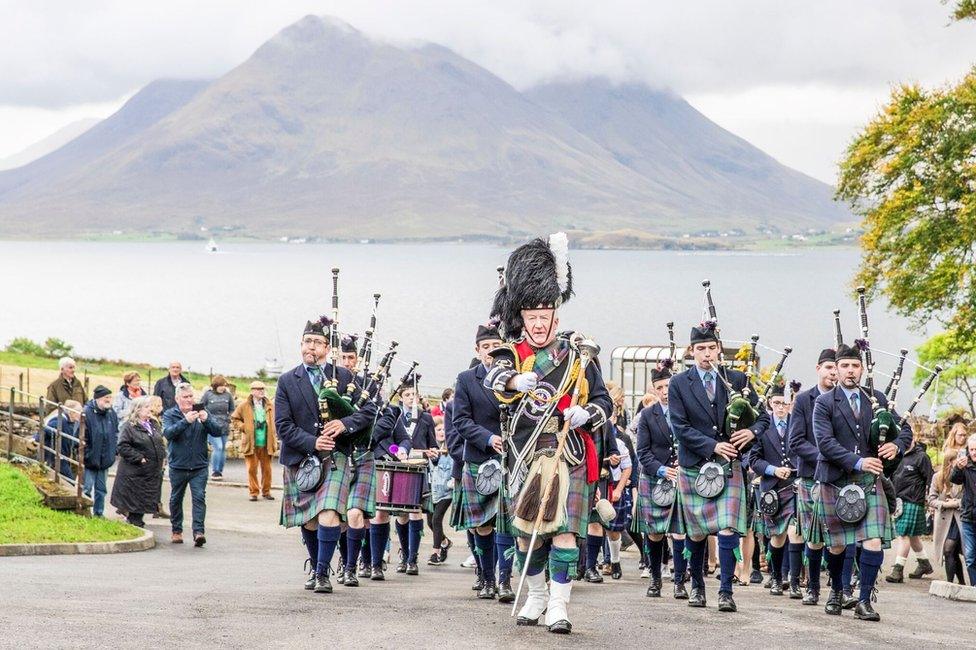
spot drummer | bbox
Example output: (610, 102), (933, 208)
(395, 384), (439, 576)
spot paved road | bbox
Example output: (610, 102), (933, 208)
(1, 475), (972, 648)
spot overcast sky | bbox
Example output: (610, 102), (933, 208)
(1, 0), (974, 183)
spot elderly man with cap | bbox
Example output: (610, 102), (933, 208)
(668, 321), (768, 613)
(231, 381), (278, 502)
(788, 348), (838, 606)
(812, 343), (912, 622)
(82, 385), (119, 517)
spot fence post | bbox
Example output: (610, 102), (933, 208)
(6, 387), (13, 461)
(77, 412), (87, 505)
(19, 373), (24, 403)
(26, 367), (30, 395)
(36, 397), (44, 463)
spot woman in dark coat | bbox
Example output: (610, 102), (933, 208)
(110, 396), (166, 527)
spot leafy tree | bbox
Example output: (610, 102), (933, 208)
(915, 329), (976, 418)
(43, 337), (74, 358)
(951, 0), (976, 21)
(5, 337), (46, 356)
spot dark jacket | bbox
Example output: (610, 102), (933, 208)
(636, 403), (675, 479)
(749, 414), (795, 492)
(274, 363), (377, 467)
(443, 399), (465, 481)
(812, 386), (912, 484)
(41, 414), (78, 479)
(668, 366), (767, 468)
(82, 400), (119, 470)
(153, 374), (190, 412)
(787, 385), (824, 479)
(891, 442), (933, 504)
(950, 461), (976, 522)
(371, 405), (413, 461)
(162, 406), (219, 471)
(406, 410), (437, 452)
(200, 388), (235, 436)
(45, 376), (87, 413)
(453, 363), (502, 466)
(110, 420), (166, 514)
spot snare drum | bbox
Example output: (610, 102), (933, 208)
(375, 460), (430, 513)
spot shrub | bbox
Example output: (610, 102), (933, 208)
(5, 337), (46, 356)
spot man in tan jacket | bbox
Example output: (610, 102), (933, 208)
(231, 381), (278, 501)
(45, 357), (87, 413)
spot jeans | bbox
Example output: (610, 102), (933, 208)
(83, 468), (108, 516)
(960, 520), (976, 586)
(170, 467), (208, 535)
(209, 435), (227, 474)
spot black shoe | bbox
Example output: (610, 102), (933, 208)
(584, 568), (604, 583)
(370, 565), (385, 581)
(497, 580), (515, 603)
(841, 591), (858, 610)
(303, 559), (316, 590)
(344, 569), (359, 587)
(314, 572), (333, 594)
(548, 620), (572, 634)
(717, 592), (737, 612)
(646, 578), (662, 597)
(439, 539), (451, 563)
(688, 587), (706, 607)
(478, 581), (497, 600)
(824, 589), (842, 615)
(336, 569), (346, 586)
(406, 562), (419, 575)
(396, 561), (407, 574)
(358, 562), (371, 578)
(763, 575), (773, 589)
(472, 571), (484, 591)
(789, 584), (803, 599)
(802, 589), (819, 605)
(673, 582), (689, 600)
(516, 615), (540, 626)
(854, 600), (880, 622)
(749, 570), (763, 584)
(428, 553), (443, 566)
(770, 580), (784, 596)
(610, 562), (622, 580)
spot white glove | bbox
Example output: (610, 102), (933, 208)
(514, 372), (538, 393)
(564, 405), (589, 428)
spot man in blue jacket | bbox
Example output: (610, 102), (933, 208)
(668, 322), (767, 613)
(812, 343), (912, 622)
(787, 348), (837, 606)
(83, 386), (119, 517)
(453, 323), (513, 601)
(163, 382), (219, 546)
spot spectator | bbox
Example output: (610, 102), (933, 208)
(110, 397), (166, 528)
(949, 433), (976, 585)
(886, 433), (934, 582)
(113, 371), (147, 420)
(148, 395), (170, 519)
(82, 386), (119, 517)
(153, 361), (190, 412)
(163, 382), (219, 546)
(929, 467), (966, 584)
(40, 399), (82, 479)
(45, 356), (87, 412)
(431, 388), (453, 417)
(230, 381), (278, 502)
(200, 375), (235, 480)
(426, 415), (453, 565)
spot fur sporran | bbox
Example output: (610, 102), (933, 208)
(512, 453), (569, 535)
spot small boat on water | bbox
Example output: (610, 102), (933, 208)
(206, 238), (218, 253)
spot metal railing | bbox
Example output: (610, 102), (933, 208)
(3, 385), (87, 503)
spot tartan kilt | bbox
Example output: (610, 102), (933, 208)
(674, 460), (748, 538)
(817, 473), (893, 548)
(894, 500), (927, 537)
(795, 477), (824, 543)
(606, 483), (633, 532)
(346, 453), (377, 518)
(449, 481), (465, 529)
(636, 474), (680, 535)
(510, 461), (591, 540)
(456, 462), (499, 530)
(749, 482), (766, 535)
(760, 487), (797, 537)
(280, 451), (351, 528)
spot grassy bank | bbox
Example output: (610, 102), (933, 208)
(0, 349), (275, 399)
(0, 461), (141, 544)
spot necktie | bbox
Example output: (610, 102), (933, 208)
(777, 420), (786, 439)
(850, 393), (860, 418)
(703, 372), (715, 402)
(308, 366), (322, 391)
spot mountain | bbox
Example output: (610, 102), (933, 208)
(0, 15), (849, 241)
(0, 118), (101, 171)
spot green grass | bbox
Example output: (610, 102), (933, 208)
(0, 349), (275, 395)
(0, 462), (143, 544)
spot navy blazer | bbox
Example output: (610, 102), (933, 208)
(443, 399), (465, 481)
(371, 404), (412, 461)
(812, 386), (912, 484)
(405, 409), (437, 451)
(635, 403), (675, 478)
(787, 386), (822, 479)
(750, 413), (795, 492)
(274, 363), (378, 467)
(669, 366), (768, 468)
(453, 363), (502, 466)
